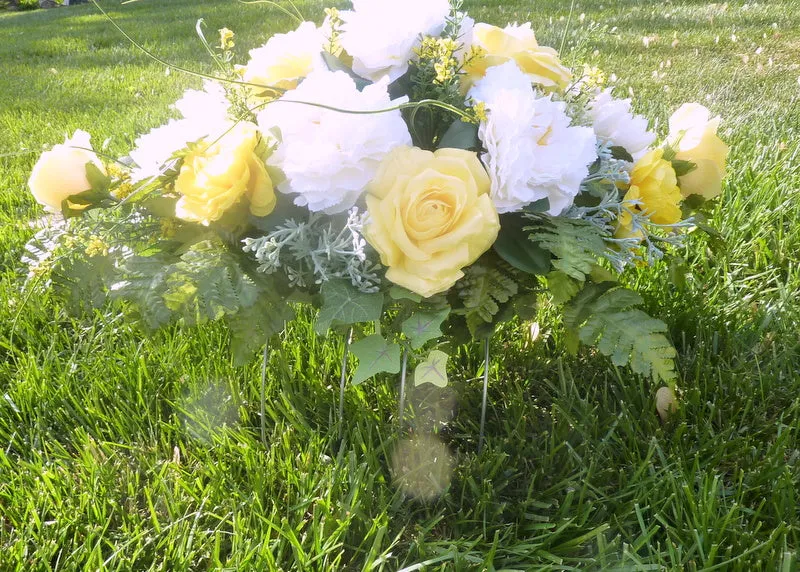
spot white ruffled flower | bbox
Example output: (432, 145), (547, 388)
(339, 0), (451, 82)
(588, 88), (656, 161)
(257, 69), (412, 214)
(468, 61), (596, 215)
(129, 82), (231, 181)
(242, 21), (325, 93)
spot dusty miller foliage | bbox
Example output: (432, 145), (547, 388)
(243, 208), (381, 293)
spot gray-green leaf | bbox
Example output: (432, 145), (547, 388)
(349, 334), (401, 385)
(315, 279), (384, 335)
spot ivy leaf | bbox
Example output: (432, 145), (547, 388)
(349, 334), (401, 385)
(320, 51), (371, 91)
(438, 119), (479, 151)
(413, 350), (449, 388)
(227, 290), (294, 366)
(609, 146), (634, 163)
(389, 285), (422, 303)
(402, 307), (450, 349)
(494, 214), (551, 275)
(315, 279), (384, 334)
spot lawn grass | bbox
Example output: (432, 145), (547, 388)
(1, 0), (800, 569)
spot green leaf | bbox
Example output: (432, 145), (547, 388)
(527, 215), (609, 282)
(349, 334), (401, 385)
(413, 350), (449, 388)
(563, 284), (677, 383)
(402, 307), (450, 349)
(227, 287), (294, 366)
(494, 214), (551, 275)
(609, 146), (634, 163)
(455, 264), (519, 339)
(671, 158), (697, 177)
(85, 162), (111, 193)
(315, 279), (384, 334)
(522, 198), (550, 214)
(389, 285), (422, 303)
(320, 51), (372, 90)
(437, 119), (480, 151)
(546, 271), (581, 305)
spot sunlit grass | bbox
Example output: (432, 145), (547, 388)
(1, 0), (799, 569)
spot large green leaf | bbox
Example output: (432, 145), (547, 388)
(315, 279), (384, 334)
(493, 214), (551, 275)
(349, 334), (401, 385)
(437, 119), (480, 151)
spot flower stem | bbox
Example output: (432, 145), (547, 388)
(338, 327), (353, 438)
(398, 347), (409, 427)
(478, 335), (491, 454)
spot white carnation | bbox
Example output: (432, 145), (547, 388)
(129, 82), (231, 181)
(588, 88), (656, 162)
(468, 61), (597, 215)
(257, 69), (412, 214)
(242, 21), (325, 92)
(339, 0), (451, 82)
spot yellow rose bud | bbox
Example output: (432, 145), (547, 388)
(364, 146), (500, 298)
(667, 103), (729, 199)
(175, 123), (276, 225)
(463, 23), (571, 93)
(27, 130), (106, 212)
(617, 149), (682, 237)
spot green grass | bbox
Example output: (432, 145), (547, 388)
(2, 0), (800, 569)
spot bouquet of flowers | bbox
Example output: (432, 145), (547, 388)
(22, 0), (729, 411)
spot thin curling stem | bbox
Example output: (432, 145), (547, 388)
(338, 328), (353, 437)
(478, 336), (491, 454)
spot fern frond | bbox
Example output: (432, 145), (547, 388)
(564, 284), (677, 383)
(456, 264), (518, 337)
(526, 216), (609, 281)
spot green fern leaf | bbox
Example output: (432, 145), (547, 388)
(527, 216), (609, 281)
(564, 284), (677, 383)
(456, 264), (518, 338)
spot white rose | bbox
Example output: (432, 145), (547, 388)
(468, 61), (596, 215)
(257, 69), (412, 214)
(28, 130), (106, 212)
(588, 88), (656, 162)
(339, 0), (451, 82)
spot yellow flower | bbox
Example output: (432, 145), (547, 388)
(463, 23), (571, 93)
(218, 28), (235, 51)
(28, 130), (106, 212)
(617, 149), (682, 237)
(364, 146), (500, 298)
(175, 123), (276, 225)
(667, 103), (729, 199)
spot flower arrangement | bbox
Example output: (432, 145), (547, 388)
(22, 1), (728, 423)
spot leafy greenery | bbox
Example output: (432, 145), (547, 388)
(401, 307), (449, 350)
(413, 349), (449, 388)
(1, 0), (800, 569)
(314, 278), (384, 334)
(564, 283), (678, 383)
(527, 214), (611, 282)
(454, 262), (519, 338)
(348, 334), (401, 385)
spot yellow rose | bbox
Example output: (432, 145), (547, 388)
(463, 23), (571, 93)
(175, 122), (276, 225)
(364, 146), (500, 298)
(28, 130), (106, 212)
(617, 149), (682, 237)
(667, 103), (729, 199)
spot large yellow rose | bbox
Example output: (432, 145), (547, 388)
(364, 146), (500, 298)
(667, 103), (729, 199)
(175, 122), (276, 225)
(463, 23), (571, 93)
(617, 149), (682, 237)
(28, 130), (106, 212)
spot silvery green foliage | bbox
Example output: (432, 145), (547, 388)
(243, 208), (381, 293)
